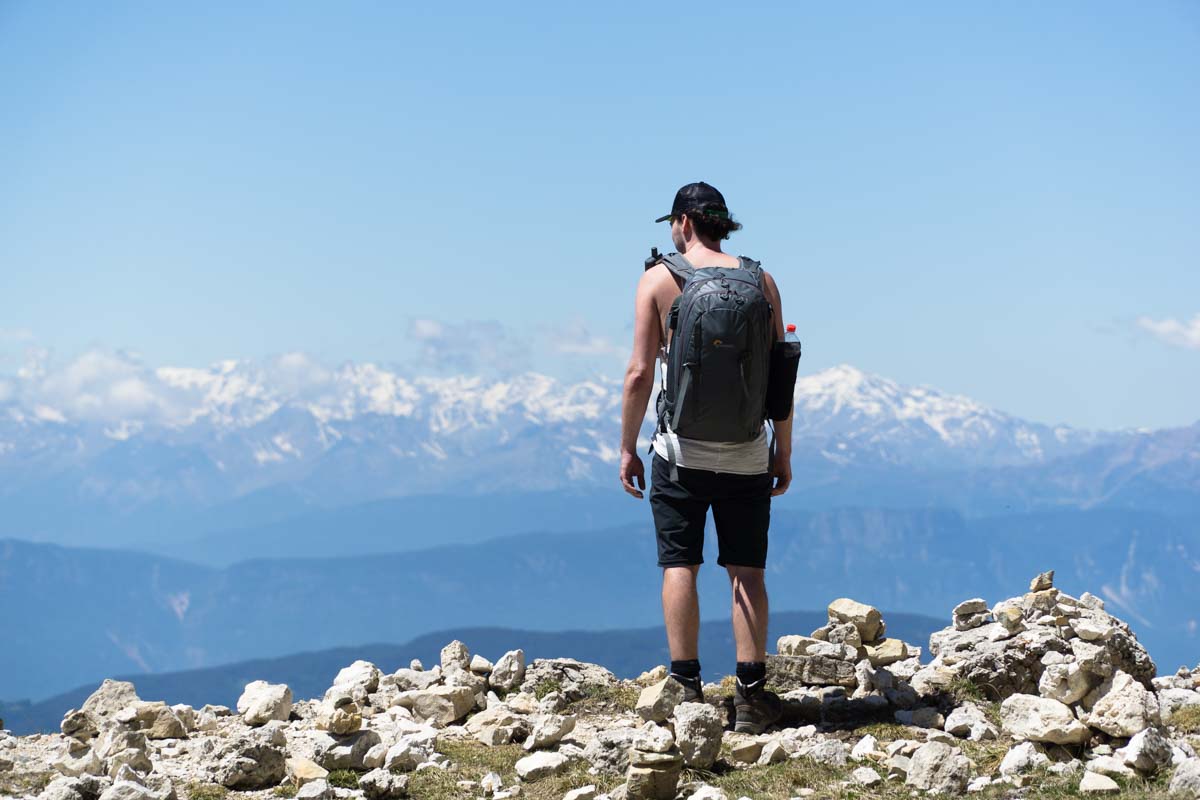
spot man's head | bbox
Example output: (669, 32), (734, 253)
(655, 181), (743, 250)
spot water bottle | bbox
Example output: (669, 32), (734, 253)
(785, 323), (800, 347)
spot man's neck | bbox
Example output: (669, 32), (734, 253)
(682, 241), (725, 261)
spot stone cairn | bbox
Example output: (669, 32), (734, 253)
(2, 571), (1199, 800)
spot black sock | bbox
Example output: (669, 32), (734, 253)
(736, 661), (766, 686)
(669, 659), (702, 687)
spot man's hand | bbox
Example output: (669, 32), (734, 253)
(620, 451), (646, 499)
(770, 452), (792, 497)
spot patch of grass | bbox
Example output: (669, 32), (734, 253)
(532, 678), (562, 700)
(184, 783), (229, 800)
(843, 721), (909, 741)
(1172, 705), (1200, 733)
(959, 736), (1011, 777)
(411, 736), (619, 800)
(272, 784), (298, 798)
(326, 769), (361, 789)
(948, 677), (991, 704)
(570, 682), (640, 714)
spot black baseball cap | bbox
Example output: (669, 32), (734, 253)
(654, 181), (733, 223)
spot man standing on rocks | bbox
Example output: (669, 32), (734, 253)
(619, 182), (793, 734)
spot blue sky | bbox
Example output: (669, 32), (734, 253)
(1, 1), (1197, 430)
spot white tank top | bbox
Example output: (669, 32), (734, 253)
(651, 423), (770, 475)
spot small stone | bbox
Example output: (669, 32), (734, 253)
(1170, 758), (1200, 798)
(491, 650), (526, 693)
(726, 734), (764, 764)
(864, 639), (908, 667)
(1085, 671), (1160, 738)
(1030, 570), (1055, 592)
(286, 757), (329, 786)
(563, 786), (597, 800)
(440, 640), (471, 670)
(1079, 772), (1120, 794)
(632, 721), (674, 754)
(515, 751), (569, 781)
(358, 768), (408, 800)
(827, 598), (884, 643)
(757, 740), (787, 765)
(851, 766), (882, 786)
(953, 598), (989, 616)
(236, 681), (293, 726)
(672, 703), (722, 769)
(850, 734), (878, 761)
(636, 678), (685, 723)
(524, 714), (576, 751)
(1000, 694), (1089, 744)
(332, 660), (382, 693)
(1000, 742), (1050, 777)
(470, 654), (494, 674)
(905, 741), (971, 795)
(1116, 727), (1173, 774)
(1086, 756), (1134, 778)
(637, 665), (668, 685)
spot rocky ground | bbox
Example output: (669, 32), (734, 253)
(2, 570), (1199, 800)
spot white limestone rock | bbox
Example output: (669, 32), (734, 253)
(636, 678), (684, 723)
(490, 650), (526, 693)
(1000, 694), (1089, 744)
(440, 640), (471, 670)
(999, 741), (1050, 777)
(1116, 727), (1173, 774)
(851, 766), (882, 786)
(827, 598), (884, 643)
(523, 714), (576, 751)
(1084, 671), (1159, 738)
(672, 702), (722, 769)
(905, 741), (971, 795)
(1171, 758), (1200, 799)
(515, 751), (569, 781)
(943, 703), (998, 741)
(235, 681), (293, 726)
(332, 660), (382, 694)
(1079, 772), (1120, 794)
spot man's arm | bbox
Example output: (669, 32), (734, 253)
(761, 270), (793, 495)
(618, 269), (661, 498)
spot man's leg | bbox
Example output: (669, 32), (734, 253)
(662, 564), (702, 660)
(726, 565), (769, 662)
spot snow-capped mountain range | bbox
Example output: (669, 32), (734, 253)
(0, 356), (1196, 544)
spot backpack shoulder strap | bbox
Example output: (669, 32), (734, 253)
(660, 253), (695, 284)
(737, 255), (764, 286)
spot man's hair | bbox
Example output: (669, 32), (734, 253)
(686, 204), (743, 241)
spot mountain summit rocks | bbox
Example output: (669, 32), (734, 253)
(2, 573), (1199, 800)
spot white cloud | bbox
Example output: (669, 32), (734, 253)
(1137, 314), (1200, 351)
(404, 317), (530, 375)
(545, 317), (625, 359)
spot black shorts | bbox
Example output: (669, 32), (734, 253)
(648, 453), (772, 569)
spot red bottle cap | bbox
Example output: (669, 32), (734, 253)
(786, 324), (796, 332)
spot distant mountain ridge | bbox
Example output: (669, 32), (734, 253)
(2, 361), (1197, 548)
(2, 506), (1196, 703)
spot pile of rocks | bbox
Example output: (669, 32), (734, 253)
(1, 573), (1199, 800)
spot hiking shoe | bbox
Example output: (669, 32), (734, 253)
(733, 677), (782, 733)
(669, 673), (705, 704)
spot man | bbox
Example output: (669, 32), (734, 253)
(619, 181), (793, 734)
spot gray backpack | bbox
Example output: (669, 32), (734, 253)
(648, 251), (775, 476)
